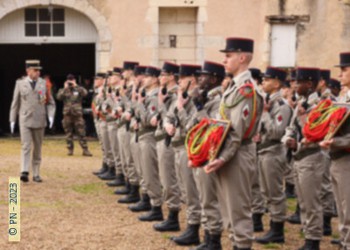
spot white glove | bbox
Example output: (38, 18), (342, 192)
(49, 117), (54, 129)
(10, 122), (15, 134)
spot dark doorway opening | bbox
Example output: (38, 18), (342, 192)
(0, 43), (95, 134)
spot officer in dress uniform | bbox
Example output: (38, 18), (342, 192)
(320, 52), (350, 249)
(164, 64), (202, 246)
(56, 74), (92, 156)
(282, 67), (325, 250)
(255, 67), (292, 244)
(152, 62), (182, 232)
(204, 38), (264, 250)
(10, 60), (56, 182)
(187, 61), (226, 250)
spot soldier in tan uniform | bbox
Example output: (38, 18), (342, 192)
(282, 67), (324, 250)
(92, 73), (109, 176)
(255, 67), (292, 244)
(164, 64), (202, 246)
(204, 38), (264, 250)
(10, 60), (56, 182)
(113, 61), (139, 196)
(119, 65), (147, 205)
(152, 62), (182, 231)
(102, 68), (126, 188)
(320, 52), (350, 249)
(56, 74), (92, 157)
(187, 61), (226, 250)
(133, 66), (163, 221)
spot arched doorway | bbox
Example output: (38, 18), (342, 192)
(0, 2), (112, 133)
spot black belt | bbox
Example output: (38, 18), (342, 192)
(257, 140), (280, 151)
(155, 133), (166, 142)
(138, 128), (155, 137)
(172, 138), (186, 148)
(330, 150), (350, 161)
(294, 148), (320, 161)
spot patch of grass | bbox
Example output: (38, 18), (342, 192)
(71, 182), (105, 194)
(332, 232), (340, 239)
(161, 234), (171, 240)
(263, 243), (281, 249)
(287, 198), (297, 213)
(299, 230), (305, 239)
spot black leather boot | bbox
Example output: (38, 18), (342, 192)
(252, 213), (264, 232)
(171, 224), (200, 246)
(330, 239), (341, 245)
(128, 193), (151, 212)
(92, 162), (108, 175)
(298, 239), (320, 250)
(118, 185), (140, 204)
(153, 210), (180, 232)
(191, 230), (210, 250)
(114, 181), (131, 195)
(208, 233), (222, 250)
(20, 171), (29, 182)
(285, 182), (296, 198)
(256, 221), (285, 244)
(138, 206), (163, 221)
(323, 215), (332, 236)
(106, 174), (125, 187)
(287, 203), (301, 224)
(99, 166), (116, 180)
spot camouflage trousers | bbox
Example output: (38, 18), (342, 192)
(62, 115), (88, 150)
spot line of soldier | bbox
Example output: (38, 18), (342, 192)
(90, 37), (350, 250)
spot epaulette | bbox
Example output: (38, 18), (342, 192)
(238, 80), (254, 98)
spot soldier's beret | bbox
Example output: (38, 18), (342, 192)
(220, 37), (254, 53)
(178, 64), (202, 77)
(161, 62), (180, 75)
(296, 67), (320, 82)
(197, 61), (225, 78)
(123, 61), (139, 70)
(335, 52), (350, 67)
(263, 67), (287, 82)
(145, 66), (161, 77)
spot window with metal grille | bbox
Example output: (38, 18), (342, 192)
(24, 8), (65, 37)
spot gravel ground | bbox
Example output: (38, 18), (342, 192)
(0, 138), (340, 250)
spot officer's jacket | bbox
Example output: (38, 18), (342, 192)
(330, 90), (350, 158)
(155, 85), (178, 140)
(282, 92), (321, 159)
(165, 90), (197, 147)
(134, 87), (159, 135)
(258, 91), (292, 153)
(186, 86), (222, 131)
(57, 86), (87, 116)
(10, 76), (56, 129)
(217, 70), (264, 163)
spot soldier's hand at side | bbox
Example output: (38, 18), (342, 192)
(263, 102), (271, 112)
(253, 133), (261, 143)
(204, 159), (225, 173)
(49, 117), (54, 129)
(301, 138), (312, 145)
(188, 160), (195, 168)
(286, 138), (297, 149)
(125, 112), (132, 121)
(10, 122), (15, 134)
(117, 106), (123, 115)
(165, 123), (175, 136)
(319, 139), (334, 149)
(64, 81), (69, 89)
(150, 116), (158, 127)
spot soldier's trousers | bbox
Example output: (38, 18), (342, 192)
(130, 132), (146, 192)
(252, 157), (265, 215)
(157, 140), (181, 211)
(19, 125), (44, 177)
(174, 145), (201, 225)
(107, 122), (123, 175)
(99, 121), (114, 167)
(139, 133), (162, 206)
(193, 167), (223, 235)
(62, 115), (88, 150)
(217, 143), (255, 249)
(94, 119), (106, 163)
(117, 126), (136, 185)
(330, 154), (350, 249)
(284, 161), (295, 185)
(258, 145), (287, 222)
(294, 151), (325, 240)
(321, 152), (335, 216)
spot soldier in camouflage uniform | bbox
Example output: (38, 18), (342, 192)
(57, 74), (92, 156)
